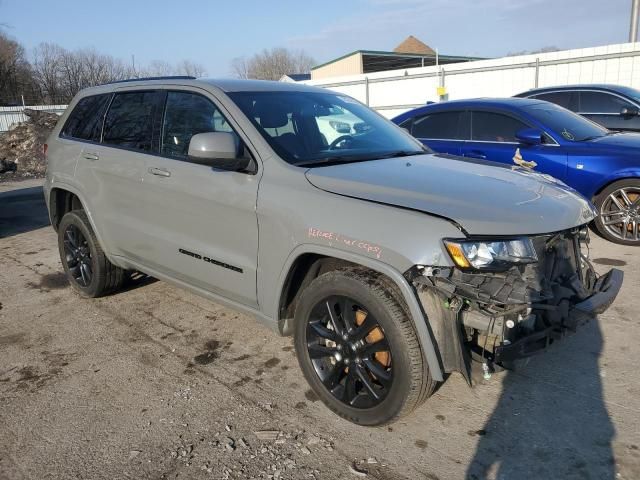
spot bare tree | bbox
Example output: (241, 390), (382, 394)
(174, 59), (207, 77)
(142, 60), (174, 77)
(231, 56), (250, 79)
(0, 32), (37, 103)
(32, 43), (132, 102)
(231, 47), (315, 81)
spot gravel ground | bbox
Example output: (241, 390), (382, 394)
(1, 179), (639, 480)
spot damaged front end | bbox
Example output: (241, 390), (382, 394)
(407, 228), (623, 384)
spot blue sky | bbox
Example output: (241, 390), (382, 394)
(0, 0), (632, 76)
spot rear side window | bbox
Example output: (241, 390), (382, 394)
(161, 91), (237, 160)
(579, 91), (634, 114)
(471, 111), (527, 142)
(103, 91), (164, 153)
(61, 94), (111, 141)
(532, 91), (578, 111)
(411, 111), (469, 139)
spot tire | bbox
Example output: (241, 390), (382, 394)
(294, 267), (435, 426)
(593, 179), (640, 245)
(57, 210), (125, 297)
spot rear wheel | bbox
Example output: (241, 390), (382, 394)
(593, 179), (640, 245)
(294, 267), (435, 426)
(57, 210), (125, 297)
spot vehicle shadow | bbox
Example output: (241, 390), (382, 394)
(0, 186), (50, 239)
(466, 317), (615, 479)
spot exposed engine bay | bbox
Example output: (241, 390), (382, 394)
(407, 227), (623, 384)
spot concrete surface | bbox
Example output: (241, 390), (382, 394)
(0, 178), (639, 480)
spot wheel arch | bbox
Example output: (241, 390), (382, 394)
(591, 173), (640, 201)
(48, 183), (114, 265)
(275, 245), (444, 382)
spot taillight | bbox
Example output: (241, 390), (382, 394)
(42, 143), (48, 158)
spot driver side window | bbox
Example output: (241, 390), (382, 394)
(471, 111), (528, 143)
(162, 91), (239, 160)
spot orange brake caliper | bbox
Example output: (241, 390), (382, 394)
(355, 309), (390, 367)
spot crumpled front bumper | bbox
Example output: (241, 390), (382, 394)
(494, 268), (623, 363)
(410, 228), (624, 380)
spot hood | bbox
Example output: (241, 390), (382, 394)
(587, 131), (640, 149)
(305, 154), (596, 236)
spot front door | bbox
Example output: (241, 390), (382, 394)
(578, 91), (640, 133)
(461, 110), (568, 182)
(136, 89), (260, 308)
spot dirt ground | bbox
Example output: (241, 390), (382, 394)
(1, 178), (639, 480)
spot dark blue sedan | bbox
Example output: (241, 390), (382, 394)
(514, 84), (640, 133)
(392, 98), (640, 245)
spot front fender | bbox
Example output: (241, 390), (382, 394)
(274, 243), (445, 382)
(589, 168), (640, 199)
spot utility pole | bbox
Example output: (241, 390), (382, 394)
(630, 0), (639, 42)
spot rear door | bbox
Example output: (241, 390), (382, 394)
(136, 89), (260, 307)
(74, 90), (165, 258)
(577, 91), (640, 132)
(461, 109), (569, 181)
(408, 110), (468, 156)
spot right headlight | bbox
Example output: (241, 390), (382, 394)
(443, 237), (538, 271)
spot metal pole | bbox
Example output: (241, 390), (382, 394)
(535, 57), (540, 88)
(365, 76), (369, 106)
(630, 0), (639, 42)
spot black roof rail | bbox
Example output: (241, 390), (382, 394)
(104, 75), (197, 85)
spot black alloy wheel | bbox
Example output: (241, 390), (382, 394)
(63, 224), (93, 287)
(306, 295), (393, 408)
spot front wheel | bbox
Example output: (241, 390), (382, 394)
(593, 179), (640, 245)
(294, 268), (435, 426)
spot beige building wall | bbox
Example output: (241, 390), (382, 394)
(311, 52), (363, 80)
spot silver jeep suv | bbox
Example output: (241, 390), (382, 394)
(44, 77), (623, 426)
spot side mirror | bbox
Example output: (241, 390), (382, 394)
(188, 132), (252, 172)
(620, 106), (639, 117)
(516, 128), (544, 145)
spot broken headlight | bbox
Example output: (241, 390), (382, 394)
(444, 238), (538, 270)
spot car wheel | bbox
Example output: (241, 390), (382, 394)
(294, 267), (435, 426)
(593, 179), (640, 245)
(57, 210), (125, 297)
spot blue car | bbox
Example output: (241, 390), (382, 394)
(392, 98), (640, 245)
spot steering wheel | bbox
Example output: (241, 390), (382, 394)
(329, 135), (354, 150)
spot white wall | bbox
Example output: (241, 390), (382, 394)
(0, 105), (66, 132)
(304, 43), (640, 118)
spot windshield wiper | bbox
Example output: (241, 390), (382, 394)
(295, 150), (425, 168)
(295, 155), (375, 168)
(374, 150), (426, 159)
(580, 134), (607, 142)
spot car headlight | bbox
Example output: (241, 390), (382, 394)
(444, 238), (538, 270)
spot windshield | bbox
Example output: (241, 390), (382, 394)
(613, 85), (640, 104)
(523, 102), (609, 142)
(228, 90), (427, 166)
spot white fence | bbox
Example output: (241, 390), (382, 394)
(305, 42), (640, 118)
(0, 105), (67, 132)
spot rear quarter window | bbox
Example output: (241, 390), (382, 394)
(61, 94), (111, 142)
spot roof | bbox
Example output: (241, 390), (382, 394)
(392, 98), (545, 122)
(394, 36), (435, 55)
(516, 84), (640, 97)
(311, 50), (486, 73)
(78, 78), (328, 98)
